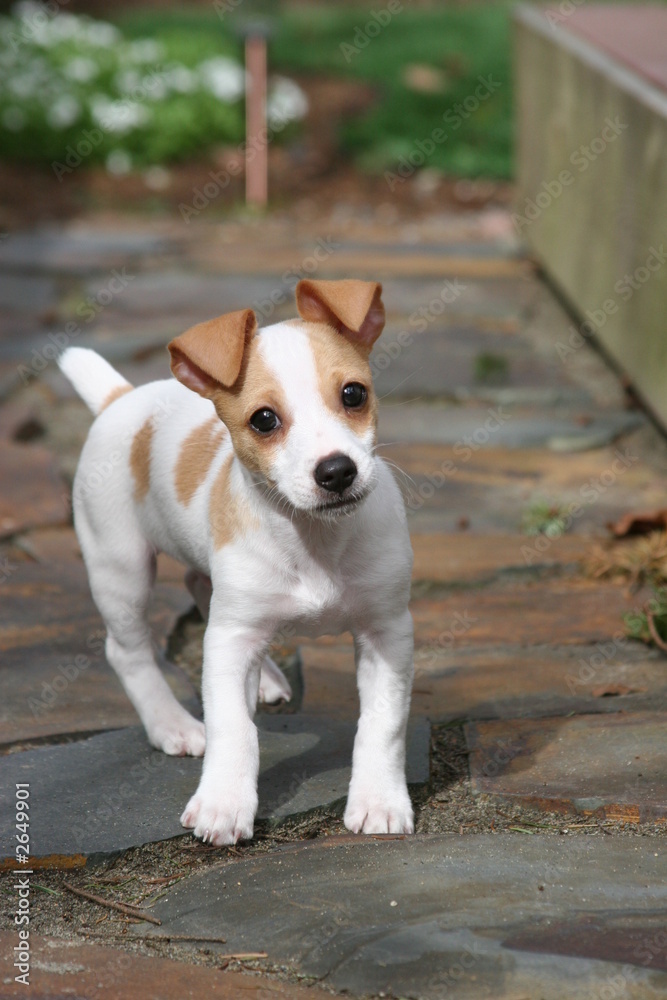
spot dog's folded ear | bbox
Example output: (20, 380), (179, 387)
(295, 279), (385, 349)
(168, 309), (257, 397)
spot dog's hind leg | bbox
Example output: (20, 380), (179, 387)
(258, 655), (292, 704)
(77, 512), (206, 757)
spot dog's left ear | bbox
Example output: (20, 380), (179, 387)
(295, 279), (385, 349)
(168, 309), (257, 398)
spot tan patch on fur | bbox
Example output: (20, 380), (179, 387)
(175, 415), (226, 506)
(100, 384), (132, 412)
(130, 419), (154, 502)
(210, 335), (290, 484)
(209, 454), (259, 549)
(306, 323), (378, 439)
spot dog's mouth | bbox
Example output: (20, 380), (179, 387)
(313, 491), (366, 515)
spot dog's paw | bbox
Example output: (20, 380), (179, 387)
(344, 787), (414, 835)
(180, 784), (257, 845)
(147, 710), (206, 757)
(258, 656), (292, 704)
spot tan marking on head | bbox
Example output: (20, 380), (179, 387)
(209, 454), (260, 549)
(209, 334), (291, 483)
(305, 322), (378, 440)
(130, 418), (154, 502)
(100, 384), (132, 412)
(175, 416), (226, 507)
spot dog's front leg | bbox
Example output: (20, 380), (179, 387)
(180, 615), (269, 845)
(345, 610), (415, 835)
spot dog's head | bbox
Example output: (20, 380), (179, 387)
(168, 279), (385, 518)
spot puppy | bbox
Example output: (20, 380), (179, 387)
(59, 279), (415, 845)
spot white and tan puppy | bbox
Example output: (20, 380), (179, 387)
(59, 279), (415, 845)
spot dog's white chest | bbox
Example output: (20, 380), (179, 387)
(281, 557), (351, 637)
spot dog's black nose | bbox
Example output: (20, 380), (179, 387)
(314, 453), (357, 494)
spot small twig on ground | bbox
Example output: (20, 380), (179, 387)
(218, 952), (268, 962)
(63, 882), (162, 925)
(87, 875), (137, 886)
(218, 951), (268, 971)
(136, 933), (228, 944)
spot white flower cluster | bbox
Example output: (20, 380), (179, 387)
(0, 3), (308, 172)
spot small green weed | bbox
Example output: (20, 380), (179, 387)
(473, 351), (509, 383)
(521, 500), (569, 538)
(625, 587), (667, 653)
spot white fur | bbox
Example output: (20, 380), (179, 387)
(58, 346), (131, 415)
(257, 325), (378, 511)
(59, 320), (414, 845)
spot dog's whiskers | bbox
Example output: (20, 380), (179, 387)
(381, 458), (418, 492)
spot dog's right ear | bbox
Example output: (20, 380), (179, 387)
(168, 309), (257, 398)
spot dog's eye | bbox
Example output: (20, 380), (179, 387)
(249, 408), (280, 434)
(341, 383), (367, 409)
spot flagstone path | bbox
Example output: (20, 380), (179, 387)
(0, 205), (665, 997)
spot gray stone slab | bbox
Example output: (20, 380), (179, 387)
(0, 364), (20, 403)
(381, 276), (534, 322)
(0, 634), (197, 748)
(0, 274), (56, 315)
(410, 641), (667, 724)
(335, 240), (522, 259)
(385, 441), (667, 535)
(0, 529), (194, 744)
(84, 272), (293, 321)
(0, 717), (429, 860)
(378, 402), (644, 448)
(465, 712), (667, 823)
(371, 324), (592, 403)
(0, 227), (171, 274)
(133, 834), (667, 998)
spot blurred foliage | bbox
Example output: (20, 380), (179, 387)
(269, 3), (513, 178)
(0, 4), (305, 171)
(625, 587), (667, 652)
(119, 3), (513, 178)
(0, 2), (513, 177)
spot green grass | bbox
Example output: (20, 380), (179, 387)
(117, 3), (514, 179)
(273, 4), (513, 178)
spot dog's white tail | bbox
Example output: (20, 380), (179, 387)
(58, 347), (133, 416)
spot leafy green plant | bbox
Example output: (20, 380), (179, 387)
(625, 587), (667, 653)
(0, 5), (306, 172)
